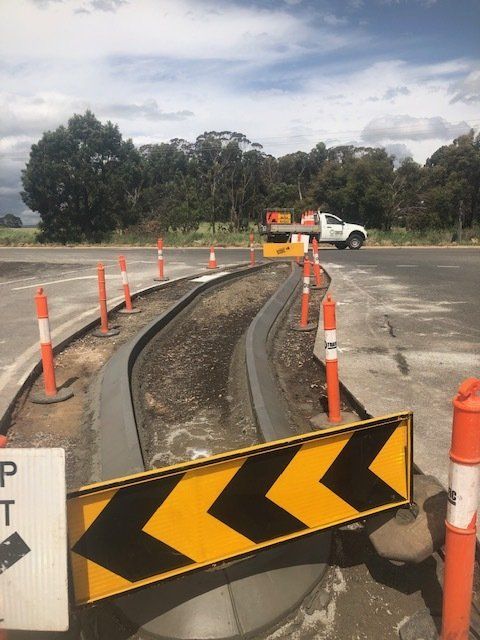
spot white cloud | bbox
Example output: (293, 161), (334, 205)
(0, 0), (479, 221)
(362, 114), (471, 142)
(382, 143), (413, 165)
(449, 68), (480, 104)
(99, 100), (194, 121)
(3, 0), (348, 64)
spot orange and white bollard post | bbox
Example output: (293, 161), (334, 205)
(292, 259), (317, 332)
(208, 245), (218, 269)
(323, 294), (341, 423)
(93, 262), (120, 338)
(311, 238), (324, 290)
(249, 233), (255, 266)
(154, 238), (169, 282)
(31, 288), (73, 404)
(0, 434), (7, 448)
(441, 378), (480, 640)
(118, 256), (140, 314)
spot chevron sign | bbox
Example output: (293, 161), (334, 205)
(67, 412), (412, 605)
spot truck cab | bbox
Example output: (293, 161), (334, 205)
(259, 209), (367, 249)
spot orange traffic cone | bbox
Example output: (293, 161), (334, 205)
(208, 246), (218, 269)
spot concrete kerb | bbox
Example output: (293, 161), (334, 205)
(245, 266), (302, 442)
(98, 261), (266, 479)
(0, 266), (249, 435)
(100, 261), (331, 640)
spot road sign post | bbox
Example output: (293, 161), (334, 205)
(68, 412), (412, 606)
(0, 449), (68, 632)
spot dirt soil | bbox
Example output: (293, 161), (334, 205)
(265, 271), (480, 640)
(7, 278), (197, 490)
(270, 277), (356, 434)
(132, 263), (290, 468)
(8, 263), (479, 640)
(262, 524), (444, 640)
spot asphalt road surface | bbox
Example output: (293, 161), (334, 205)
(314, 246), (479, 492)
(0, 245), (478, 494)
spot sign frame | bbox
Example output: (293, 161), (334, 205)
(68, 412), (413, 606)
(0, 448), (68, 631)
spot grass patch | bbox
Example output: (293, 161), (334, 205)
(0, 223), (478, 247)
(367, 226), (479, 246)
(0, 227), (38, 246)
(107, 222), (261, 247)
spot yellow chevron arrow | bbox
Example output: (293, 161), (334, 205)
(267, 433), (359, 528)
(143, 458), (253, 562)
(267, 423), (408, 528)
(369, 420), (409, 498)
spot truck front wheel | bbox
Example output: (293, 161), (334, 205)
(335, 242), (348, 250)
(348, 233), (364, 250)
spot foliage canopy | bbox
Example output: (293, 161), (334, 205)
(21, 111), (480, 242)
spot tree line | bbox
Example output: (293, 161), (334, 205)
(21, 111), (480, 243)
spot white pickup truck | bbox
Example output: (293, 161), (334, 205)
(258, 209), (367, 249)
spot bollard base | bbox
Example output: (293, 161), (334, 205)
(311, 284), (327, 291)
(93, 327), (120, 338)
(119, 308), (141, 314)
(154, 276), (169, 282)
(31, 386), (74, 405)
(292, 322), (317, 332)
(310, 411), (359, 430)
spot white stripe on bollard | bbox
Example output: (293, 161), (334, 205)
(121, 271), (129, 285)
(447, 462), (480, 529)
(302, 277), (310, 294)
(38, 318), (51, 344)
(324, 328), (337, 361)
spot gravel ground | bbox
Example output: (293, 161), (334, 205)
(7, 278), (197, 489)
(270, 277), (356, 434)
(132, 263), (290, 468)
(8, 262), (478, 640)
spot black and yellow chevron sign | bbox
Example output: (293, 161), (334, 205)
(67, 412), (412, 605)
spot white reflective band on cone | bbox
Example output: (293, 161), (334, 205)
(121, 271), (129, 285)
(447, 461), (480, 529)
(302, 277), (310, 294)
(314, 255), (319, 264)
(38, 318), (51, 344)
(324, 328), (337, 361)
(158, 250), (163, 259)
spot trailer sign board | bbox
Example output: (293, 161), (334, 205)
(68, 413), (412, 605)
(263, 242), (304, 258)
(0, 448), (68, 631)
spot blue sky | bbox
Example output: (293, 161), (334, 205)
(0, 0), (479, 223)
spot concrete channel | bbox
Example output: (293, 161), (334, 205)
(96, 262), (332, 639)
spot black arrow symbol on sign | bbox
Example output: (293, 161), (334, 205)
(321, 422), (406, 512)
(72, 475), (194, 582)
(0, 532), (30, 574)
(208, 446), (307, 543)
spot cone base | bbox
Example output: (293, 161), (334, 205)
(93, 327), (120, 338)
(119, 308), (141, 314)
(310, 411), (358, 430)
(31, 386), (74, 405)
(292, 322), (318, 332)
(154, 277), (169, 282)
(207, 264), (219, 269)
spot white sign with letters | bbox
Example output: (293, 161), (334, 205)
(0, 448), (68, 631)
